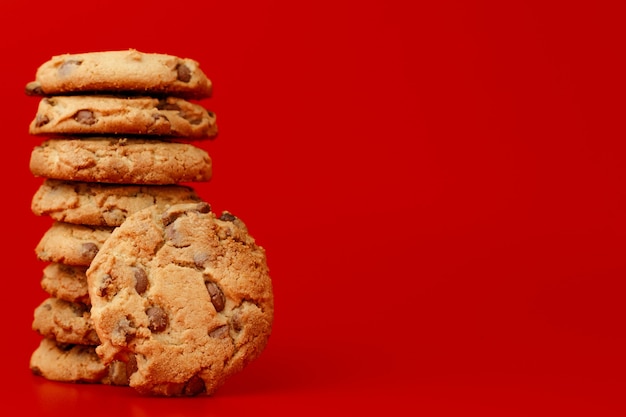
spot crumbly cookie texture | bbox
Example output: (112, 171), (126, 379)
(41, 263), (90, 305)
(35, 222), (114, 266)
(32, 297), (99, 345)
(30, 338), (133, 386)
(25, 49), (212, 99)
(30, 138), (212, 185)
(30, 96), (218, 139)
(87, 202), (274, 396)
(32, 179), (203, 227)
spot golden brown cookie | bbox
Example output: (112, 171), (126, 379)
(87, 202), (274, 396)
(25, 49), (212, 99)
(40, 263), (90, 305)
(32, 179), (203, 227)
(35, 222), (114, 266)
(30, 138), (212, 185)
(30, 96), (218, 139)
(32, 297), (99, 345)
(30, 338), (132, 385)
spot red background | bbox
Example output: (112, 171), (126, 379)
(1, 0), (626, 415)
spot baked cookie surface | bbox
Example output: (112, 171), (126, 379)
(30, 138), (212, 185)
(86, 202), (274, 396)
(30, 338), (107, 383)
(30, 96), (218, 138)
(41, 263), (90, 305)
(25, 49), (212, 99)
(30, 338), (132, 385)
(32, 297), (99, 345)
(35, 222), (114, 266)
(32, 179), (203, 227)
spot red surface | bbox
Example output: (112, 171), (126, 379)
(1, 0), (626, 415)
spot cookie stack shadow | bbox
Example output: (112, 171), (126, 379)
(26, 50), (217, 386)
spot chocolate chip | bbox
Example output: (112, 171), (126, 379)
(108, 361), (129, 386)
(126, 354), (138, 376)
(31, 366), (42, 376)
(156, 100), (181, 111)
(97, 274), (113, 298)
(183, 375), (206, 396)
(133, 267), (148, 294)
(176, 63), (192, 82)
(193, 252), (210, 268)
(70, 302), (89, 316)
(205, 282), (225, 312)
(25, 82), (43, 95)
(196, 202), (212, 214)
(114, 317), (136, 343)
(187, 114), (203, 125)
(74, 109), (97, 125)
(108, 354), (138, 385)
(219, 212), (237, 222)
(58, 59), (82, 77)
(80, 242), (99, 261)
(231, 312), (243, 332)
(35, 114), (50, 127)
(161, 213), (178, 226)
(161, 202), (212, 226)
(209, 325), (229, 339)
(161, 210), (183, 226)
(164, 223), (186, 248)
(146, 306), (168, 332)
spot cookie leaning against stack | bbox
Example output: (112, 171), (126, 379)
(26, 49), (274, 396)
(87, 202), (274, 396)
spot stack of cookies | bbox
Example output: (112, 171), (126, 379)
(25, 50), (274, 396)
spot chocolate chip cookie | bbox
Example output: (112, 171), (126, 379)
(25, 49), (212, 99)
(86, 202), (274, 396)
(30, 96), (218, 139)
(35, 222), (114, 266)
(32, 179), (203, 227)
(30, 338), (132, 385)
(30, 138), (212, 185)
(32, 297), (100, 345)
(41, 263), (90, 306)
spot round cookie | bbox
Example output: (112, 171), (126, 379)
(30, 96), (218, 139)
(30, 338), (107, 383)
(30, 138), (212, 185)
(32, 297), (99, 345)
(35, 222), (114, 266)
(32, 179), (203, 227)
(86, 202), (274, 396)
(30, 338), (132, 385)
(25, 49), (212, 99)
(41, 263), (90, 305)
